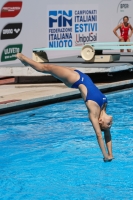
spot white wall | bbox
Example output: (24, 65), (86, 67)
(0, 0), (133, 66)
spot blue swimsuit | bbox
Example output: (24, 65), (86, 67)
(71, 70), (107, 108)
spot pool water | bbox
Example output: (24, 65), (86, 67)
(0, 89), (133, 200)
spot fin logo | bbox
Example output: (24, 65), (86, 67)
(1, 44), (23, 62)
(1, 23), (22, 40)
(0, 1), (22, 18)
(49, 10), (72, 28)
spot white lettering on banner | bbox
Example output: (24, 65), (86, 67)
(4, 48), (20, 54)
(3, 29), (13, 34)
(14, 29), (20, 33)
(3, 7), (21, 11)
(11, 54), (18, 58)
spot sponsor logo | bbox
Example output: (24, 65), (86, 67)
(1, 44), (23, 62)
(0, 1), (22, 18)
(75, 32), (97, 45)
(48, 10), (73, 47)
(120, 3), (129, 8)
(1, 23), (22, 40)
(48, 7), (98, 48)
(117, 0), (131, 13)
(74, 9), (98, 46)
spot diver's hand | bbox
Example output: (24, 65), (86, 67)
(119, 36), (123, 40)
(103, 155), (114, 162)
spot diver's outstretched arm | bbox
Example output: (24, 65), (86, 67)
(104, 129), (113, 158)
(89, 113), (108, 159)
(89, 113), (113, 161)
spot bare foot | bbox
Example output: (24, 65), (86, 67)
(16, 53), (24, 61)
(16, 53), (29, 66)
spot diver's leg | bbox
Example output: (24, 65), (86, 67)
(16, 53), (80, 87)
(119, 38), (125, 52)
(126, 38), (131, 52)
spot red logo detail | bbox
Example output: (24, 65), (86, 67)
(0, 1), (22, 18)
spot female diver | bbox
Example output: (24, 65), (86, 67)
(16, 53), (113, 162)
